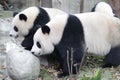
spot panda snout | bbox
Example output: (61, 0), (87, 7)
(9, 34), (19, 38)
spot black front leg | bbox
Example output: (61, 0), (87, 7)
(57, 47), (84, 78)
(57, 49), (69, 78)
(21, 35), (33, 50)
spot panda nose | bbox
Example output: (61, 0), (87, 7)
(9, 34), (12, 37)
(15, 35), (19, 38)
(31, 52), (35, 54)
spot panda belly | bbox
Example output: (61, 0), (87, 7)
(82, 18), (111, 56)
(85, 32), (111, 56)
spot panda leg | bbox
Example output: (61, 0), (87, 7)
(57, 46), (84, 78)
(57, 49), (69, 78)
(72, 48), (84, 74)
(21, 35), (33, 50)
(53, 48), (63, 71)
(103, 46), (120, 68)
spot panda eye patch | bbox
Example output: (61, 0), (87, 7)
(36, 41), (41, 48)
(14, 26), (18, 32)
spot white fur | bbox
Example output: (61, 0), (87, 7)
(9, 28), (18, 38)
(94, 2), (115, 16)
(31, 15), (68, 55)
(43, 7), (66, 19)
(9, 7), (66, 37)
(75, 12), (120, 55)
(31, 12), (120, 56)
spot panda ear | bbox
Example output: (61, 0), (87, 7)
(91, 3), (97, 12)
(19, 14), (27, 21)
(41, 25), (50, 34)
(13, 12), (18, 17)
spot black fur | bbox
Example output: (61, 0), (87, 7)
(21, 7), (50, 50)
(21, 25), (41, 50)
(103, 46), (120, 68)
(34, 7), (50, 26)
(91, 3), (97, 12)
(19, 14), (27, 21)
(36, 41), (41, 48)
(55, 15), (85, 77)
(13, 12), (18, 17)
(14, 26), (18, 32)
(41, 25), (50, 34)
(113, 10), (118, 18)
(21, 35), (33, 50)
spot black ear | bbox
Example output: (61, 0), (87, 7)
(91, 3), (97, 12)
(41, 25), (50, 34)
(13, 12), (18, 17)
(19, 14), (27, 21)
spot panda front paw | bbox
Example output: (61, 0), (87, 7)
(54, 66), (62, 71)
(57, 72), (68, 78)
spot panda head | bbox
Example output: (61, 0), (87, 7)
(31, 25), (54, 56)
(9, 7), (40, 38)
(9, 14), (28, 38)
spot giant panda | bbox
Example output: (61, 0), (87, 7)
(31, 12), (120, 77)
(91, 2), (116, 17)
(9, 6), (66, 50)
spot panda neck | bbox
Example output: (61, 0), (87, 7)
(25, 26), (40, 38)
(34, 7), (50, 26)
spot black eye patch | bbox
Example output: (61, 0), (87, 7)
(14, 26), (18, 32)
(36, 41), (41, 48)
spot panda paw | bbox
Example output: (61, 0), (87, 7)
(54, 67), (62, 71)
(57, 72), (68, 78)
(102, 63), (115, 68)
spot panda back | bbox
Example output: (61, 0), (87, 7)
(43, 8), (66, 20)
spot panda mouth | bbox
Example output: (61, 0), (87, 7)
(31, 52), (41, 57)
(15, 35), (19, 38)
